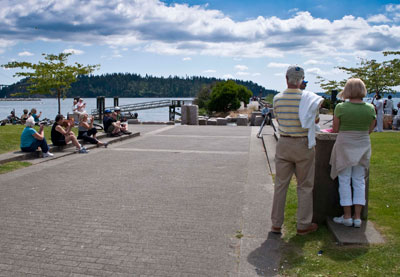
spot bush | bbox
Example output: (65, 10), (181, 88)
(207, 80), (244, 113)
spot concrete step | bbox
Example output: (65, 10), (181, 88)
(0, 132), (140, 165)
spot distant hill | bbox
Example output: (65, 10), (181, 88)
(0, 73), (278, 98)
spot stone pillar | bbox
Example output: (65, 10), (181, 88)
(250, 111), (262, 126)
(313, 133), (369, 224)
(181, 105), (199, 125)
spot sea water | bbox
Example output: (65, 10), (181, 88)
(0, 97), (193, 122)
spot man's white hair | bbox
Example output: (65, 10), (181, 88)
(286, 65), (305, 86)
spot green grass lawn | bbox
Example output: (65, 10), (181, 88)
(280, 132), (400, 276)
(0, 124), (78, 155)
(0, 161), (31, 174)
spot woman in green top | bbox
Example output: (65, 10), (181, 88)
(329, 78), (376, 228)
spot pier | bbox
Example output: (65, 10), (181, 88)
(91, 98), (191, 121)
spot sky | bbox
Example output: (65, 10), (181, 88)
(1, 0), (400, 92)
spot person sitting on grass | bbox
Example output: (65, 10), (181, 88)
(78, 113), (108, 147)
(51, 114), (89, 153)
(103, 109), (123, 137)
(30, 108), (42, 124)
(20, 116), (53, 158)
(7, 110), (19, 124)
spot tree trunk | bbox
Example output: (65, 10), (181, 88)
(58, 89), (61, 115)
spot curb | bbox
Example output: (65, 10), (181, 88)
(0, 132), (140, 165)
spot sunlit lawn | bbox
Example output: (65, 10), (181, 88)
(280, 133), (400, 276)
(0, 125), (78, 155)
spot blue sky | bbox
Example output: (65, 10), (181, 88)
(1, 0), (400, 92)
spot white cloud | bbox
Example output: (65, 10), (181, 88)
(203, 69), (216, 73)
(386, 4), (400, 12)
(63, 48), (84, 55)
(18, 51), (34, 56)
(306, 67), (323, 75)
(267, 62), (290, 68)
(223, 74), (234, 79)
(235, 65), (248, 71)
(236, 71), (250, 76)
(367, 14), (391, 23)
(182, 57), (192, 61)
(335, 57), (348, 63)
(252, 73), (261, 76)
(305, 67), (342, 76)
(304, 59), (331, 65)
(0, 1), (400, 59)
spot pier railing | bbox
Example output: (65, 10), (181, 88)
(91, 99), (192, 120)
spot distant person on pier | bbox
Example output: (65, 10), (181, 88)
(20, 109), (29, 124)
(78, 113), (108, 147)
(76, 98), (87, 114)
(30, 108), (42, 124)
(51, 114), (89, 153)
(20, 117), (53, 158)
(384, 95), (394, 115)
(373, 94), (384, 132)
(72, 99), (80, 114)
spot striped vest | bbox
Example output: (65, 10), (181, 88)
(273, 89), (308, 137)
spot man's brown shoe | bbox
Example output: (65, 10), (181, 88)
(296, 223), (318, 236)
(271, 226), (282, 234)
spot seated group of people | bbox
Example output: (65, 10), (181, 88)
(6, 108), (41, 125)
(103, 107), (132, 136)
(20, 111), (117, 157)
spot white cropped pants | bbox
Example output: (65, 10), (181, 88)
(338, 165), (366, 206)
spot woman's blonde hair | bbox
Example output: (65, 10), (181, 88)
(338, 78), (367, 100)
(79, 112), (88, 122)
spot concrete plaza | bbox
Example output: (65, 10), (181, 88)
(0, 125), (280, 276)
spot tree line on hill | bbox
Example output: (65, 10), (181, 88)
(0, 73), (277, 99)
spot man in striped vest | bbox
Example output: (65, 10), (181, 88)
(270, 65), (318, 236)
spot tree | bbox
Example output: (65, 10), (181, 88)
(317, 51), (400, 96)
(2, 53), (99, 114)
(193, 83), (215, 109)
(207, 80), (242, 113)
(236, 85), (253, 108)
(316, 76), (346, 94)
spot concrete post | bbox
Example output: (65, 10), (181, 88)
(181, 105), (199, 125)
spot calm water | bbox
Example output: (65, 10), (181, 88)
(0, 97), (193, 122)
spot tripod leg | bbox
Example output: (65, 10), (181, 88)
(257, 118), (267, 138)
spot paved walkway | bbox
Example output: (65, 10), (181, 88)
(0, 125), (280, 276)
